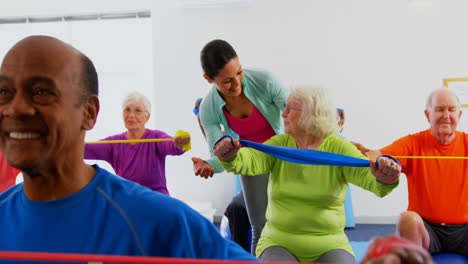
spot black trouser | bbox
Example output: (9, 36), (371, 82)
(224, 191), (250, 252)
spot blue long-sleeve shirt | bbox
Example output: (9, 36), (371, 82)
(0, 165), (258, 263)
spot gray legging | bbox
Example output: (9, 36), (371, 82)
(259, 246), (356, 264)
(239, 173), (269, 255)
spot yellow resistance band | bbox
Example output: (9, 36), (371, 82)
(86, 138), (173, 144)
(369, 155), (468, 159)
(85, 130), (191, 151)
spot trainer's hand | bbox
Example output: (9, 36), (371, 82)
(192, 157), (214, 179)
(213, 137), (241, 161)
(370, 156), (401, 185)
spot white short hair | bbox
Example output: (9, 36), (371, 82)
(122, 92), (151, 113)
(290, 85), (339, 138)
(426, 88), (461, 111)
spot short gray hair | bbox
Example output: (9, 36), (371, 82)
(290, 85), (339, 138)
(425, 88), (461, 111)
(122, 92), (151, 113)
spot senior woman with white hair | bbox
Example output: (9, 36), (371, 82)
(213, 86), (401, 263)
(84, 92), (190, 195)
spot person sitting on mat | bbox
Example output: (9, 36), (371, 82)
(84, 91), (189, 196)
(354, 88), (468, 257)
(192, 39), (288, 255)
(213, 85), (401, 263)
(0, 35), (257, 262)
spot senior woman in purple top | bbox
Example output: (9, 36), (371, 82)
(84, 92), (190, 195)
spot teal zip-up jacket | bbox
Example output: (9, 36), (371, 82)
(199, 68), (288, 173)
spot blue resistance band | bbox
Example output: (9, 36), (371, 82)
(213, 135), (400, 168)
(193, 97), (203, 116)
(337, 108), (345, 120)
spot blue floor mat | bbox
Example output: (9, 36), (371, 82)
(433, 254), (468, 263)
(345, 224), (395, 241)
(350, 241), (369, 263)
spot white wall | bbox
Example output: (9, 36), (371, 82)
(2, 0), (468, 222)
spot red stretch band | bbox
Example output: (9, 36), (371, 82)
(0, 251), (258, 264)
(367, 235), (429, 259)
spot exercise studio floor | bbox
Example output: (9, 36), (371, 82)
(345, 224), (396, 263)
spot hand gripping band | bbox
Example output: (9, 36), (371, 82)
(213, 135), (400, 168)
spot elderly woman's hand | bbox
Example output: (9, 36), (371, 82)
(369, 156), (401, 185)
(174, 136), (190, 148)
(213, 137), (241, 161)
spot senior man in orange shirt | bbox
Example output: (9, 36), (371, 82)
(357, 88), (468, 256)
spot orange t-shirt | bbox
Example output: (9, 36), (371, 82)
(0, 151), (20, 193)
(381, 129), (468, 224)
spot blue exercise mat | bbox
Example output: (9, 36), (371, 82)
(433, 253), (468, 264)
(214, 135), (400, 168)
